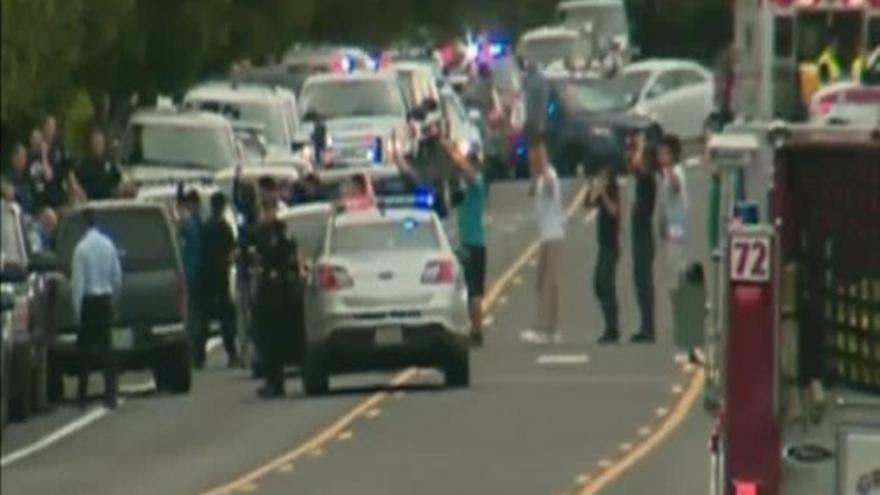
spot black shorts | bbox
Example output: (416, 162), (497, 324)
(463, 244), (487, 299)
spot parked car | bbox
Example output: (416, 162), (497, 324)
(121, 107), (244, 194)
(809, 82), (880, 127)
(619, 59), (714, 140)
(544, 73), (662, 176)
(0, 200), (60, 421)
(49, 201), (192, 395)
(183, 82), (313, 174)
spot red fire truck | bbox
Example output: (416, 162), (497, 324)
(705, 123), (880, 495)
(729, 0), (880, 122)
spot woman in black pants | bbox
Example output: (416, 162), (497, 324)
(587, 167), (622, 343)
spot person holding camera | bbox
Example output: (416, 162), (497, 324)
(628, 133), (657, 343)
(587, 167), (622, 343)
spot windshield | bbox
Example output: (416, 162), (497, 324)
(0, 205), (24, 265)
(122, 122), (237, 170)
(560, 78), (636, 113)
(300, 79), (406, 120)
(331, 218), (439, 254)
(56, 209), (176, 272)
(559, 5), (628, 39)
(519, 36), (578, 66)
(190, 99), (290, 146)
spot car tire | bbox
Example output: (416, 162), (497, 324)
(444, 346), (470, 388)
(154, 341), (192, 394)
(301, 348), (329, 396)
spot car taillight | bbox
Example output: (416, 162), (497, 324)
(421, 259), (456, 285)
(176, 272), (187, 320)
(317, 265), (354, 291)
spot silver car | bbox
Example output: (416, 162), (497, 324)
(301, 202), (470, 395)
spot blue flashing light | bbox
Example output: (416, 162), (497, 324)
(341, 56), (354, 74)
(489, 42), (507, 58)
(414, 190), (435, 209)
(372, 137), (384, 165)
(515, 140), (528, 158)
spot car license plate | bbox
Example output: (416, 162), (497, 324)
(111, 328), (134, 351)
(374, 327), (403, 346)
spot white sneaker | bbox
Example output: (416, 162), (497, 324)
(520, 329), (549, 345)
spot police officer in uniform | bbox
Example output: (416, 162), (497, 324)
(252, 184), (299, 398)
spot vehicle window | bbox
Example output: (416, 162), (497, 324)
(519, 35), (578, 66)
(191, 99), (289, 147)
(121, 122), (237, 170)
(646, 71), (680, 99)
(676, 69), (707, 87)
(285, 211), (331, 257)
(56, 209), (176, 272)
(774, 16), (794, 58)
(0, 206), (24, 265)
(331, 218), (439, 254)
(300, 79), (406, 120)
(618, 70), (652, 102)
(558, 5), (628, 39)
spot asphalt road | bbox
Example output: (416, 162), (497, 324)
(1, 162), (714, 495)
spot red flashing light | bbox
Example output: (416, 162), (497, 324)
(317, 264), (354, 291)
(733, 480), (758, 495)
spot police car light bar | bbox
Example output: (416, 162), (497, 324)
(376, 191), (435, 210)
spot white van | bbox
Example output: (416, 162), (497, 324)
(557, 0), (630, 51)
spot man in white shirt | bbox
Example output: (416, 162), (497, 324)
(71, 208), (123, 408)
(521, 159), (566, 344)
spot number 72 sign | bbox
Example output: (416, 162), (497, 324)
(729, 234), (772, 283)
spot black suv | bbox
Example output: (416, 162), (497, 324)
(49, 201), (192, 395)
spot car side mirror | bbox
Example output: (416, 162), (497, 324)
(423, 98), (439, 113)
(0, 263), (27, 283)
(0, 292), (14, 312)
(28, 251), (59, 273)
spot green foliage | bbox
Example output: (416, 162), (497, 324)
(1, 0), (730, 150)
(62, 89), (95, 158)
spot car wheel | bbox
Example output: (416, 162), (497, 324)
(301, 347), (329, 396)
(444, 345), (470, 388)
(154, 341), (192, 394)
